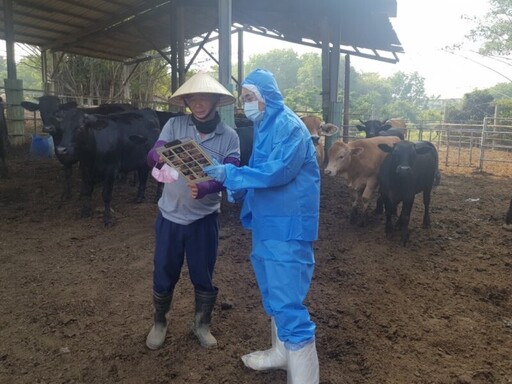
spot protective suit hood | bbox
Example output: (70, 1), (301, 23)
(242, 69), (284, 112)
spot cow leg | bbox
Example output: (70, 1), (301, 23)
(134, 167), (149, 203)
(399, 198), (414, 246)
(360, 180), (378, 226)
(61, 163), (73, 201)
(381, 195), (394, 237)
(349, 189), (360, 224)
(102, 172), (116, 227)
(79, 165), (94, 219)
(422, 188), (432, 229)
(374, 195), (384, 215)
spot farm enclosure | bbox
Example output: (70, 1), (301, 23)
(0, 143), (511, 383)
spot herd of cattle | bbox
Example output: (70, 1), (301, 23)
(17, 96), (512, 241)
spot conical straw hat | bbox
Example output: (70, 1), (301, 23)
(169, 73), (236, 107)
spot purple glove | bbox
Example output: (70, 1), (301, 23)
(147, 140), (167, 167)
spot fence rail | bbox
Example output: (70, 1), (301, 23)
(339, 120), (512, 175)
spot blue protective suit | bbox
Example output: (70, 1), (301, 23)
(222, 69), (320, 346)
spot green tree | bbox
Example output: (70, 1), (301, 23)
(350, 72), (392, 119)
(245, 48), (301, 96)
(51, 53), (172, 107)
(468, 0), (512, 55)
(285, 52), (322, 112)
(488, 82), (512, 99)
(17, 55), (43, 90)
(446, 89), (495, 122)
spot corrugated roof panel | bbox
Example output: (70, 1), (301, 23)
(0, 0), (403, 62)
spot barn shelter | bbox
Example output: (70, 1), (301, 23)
(0, 0), (403, 146)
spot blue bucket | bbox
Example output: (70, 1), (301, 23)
(30, 134), (54, 158)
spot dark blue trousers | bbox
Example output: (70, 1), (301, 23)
(152, 211), (219, 294)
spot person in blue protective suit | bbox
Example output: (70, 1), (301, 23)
(145, 73), (240, 350)
(203, 68), (320, 384)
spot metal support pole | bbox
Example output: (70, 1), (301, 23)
(218, 0), (234, 127)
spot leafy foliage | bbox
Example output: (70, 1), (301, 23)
(445, 89), (495, 122)
(52, 53), (172, 107)
(468, 0), (512, 55)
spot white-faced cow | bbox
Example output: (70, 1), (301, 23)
(300, 115), (339, 166)
(503, 198), (512, 231)
(56, 108), (160, 226)
(21, 95), (135, 200)
(377, 140), (439, 246)
(324, 135), (401, 226)
(356, 118), (406, 140)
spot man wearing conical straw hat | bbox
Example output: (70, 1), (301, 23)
(145, 72), (240, 350)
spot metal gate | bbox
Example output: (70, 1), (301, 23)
(404, 120), (512, 174)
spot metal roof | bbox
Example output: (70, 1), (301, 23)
(0, 0), (403, 63)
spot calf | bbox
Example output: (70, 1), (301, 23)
(356, 118), (406, 140)
(56, 108), (160, 226)
(300, 115), (339, 166)
(21, 95), (135, 200)
(504, 198), (512, 231)
(324, 135), (401, 226)
(377, 140), (439, 246)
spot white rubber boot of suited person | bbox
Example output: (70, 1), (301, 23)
(241, 317), (287, 371)
(146, 291), (172, 350)
(286, 339), (319, 384)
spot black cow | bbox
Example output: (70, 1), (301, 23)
(377, 140), (439, 246)
(235, 125), (253, 166)
(56, 108), (160, 226)
(153, 110), (185, 129)
(358, 118), (442, 186)
(21, 96), (135, 200)
(356, 119), (405, 140)
(504, 198), (512, 231)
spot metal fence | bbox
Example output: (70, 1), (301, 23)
(339, 119), (512, 174)
(403, 120), (512, 174)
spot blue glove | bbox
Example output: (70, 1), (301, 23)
(203, 158), (227, 183)
(227, 189), (246, 203)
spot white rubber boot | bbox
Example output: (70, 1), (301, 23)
(192, 289), (218, 348)
(145, 291), (172, 350)
(146, 322), (167, 350)
(241, 318), (287, 371)
(286, 339), (319, 384)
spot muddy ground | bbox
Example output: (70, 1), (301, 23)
(1, 144), (511, 384)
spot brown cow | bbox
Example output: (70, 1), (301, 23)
(324, 135), (401, 225)
(300, 115), (339, 166)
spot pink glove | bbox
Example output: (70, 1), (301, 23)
(151, 163), (179, 183)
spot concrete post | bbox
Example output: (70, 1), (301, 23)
(4, 78), (25, 146)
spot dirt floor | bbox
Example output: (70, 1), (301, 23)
(1, 143), (512, 384)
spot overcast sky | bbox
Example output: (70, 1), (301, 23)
(231, 0), (511, 99)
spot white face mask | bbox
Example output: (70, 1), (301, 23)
(243, 101), (264, 122)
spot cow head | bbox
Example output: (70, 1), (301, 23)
(378, 141), (432, 177)
(55, 108), (88, 158)
(300, 115), (340, 167)
(356, 119), (392, 138)
(324, 140), (364, 177)
(21, 95), (78, 137)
